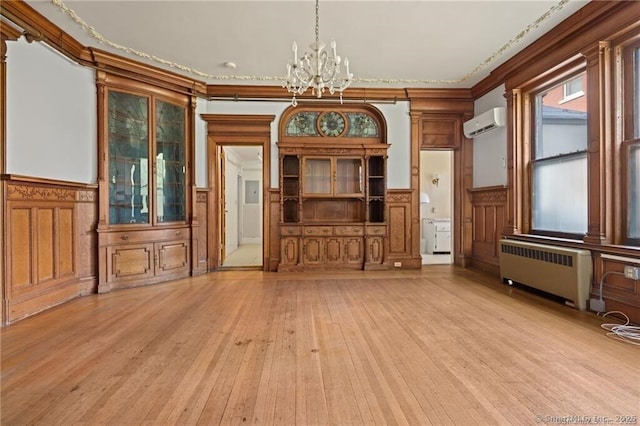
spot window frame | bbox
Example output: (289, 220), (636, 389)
(561, 76), (585, 103)
(621, 38), (640, 246)
(526, 67), (589, 240)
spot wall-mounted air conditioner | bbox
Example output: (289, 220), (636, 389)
(463, 107), (506, 138)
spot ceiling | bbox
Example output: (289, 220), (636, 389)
(21, 0), (589, 90)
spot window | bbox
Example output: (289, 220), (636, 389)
(562, 76), (584, 102)
(624, 42), (640, 245)
(531, 71), (588, 237)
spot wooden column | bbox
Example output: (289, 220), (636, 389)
(503, 88), (523, 236)
(583, 42), (613, 245)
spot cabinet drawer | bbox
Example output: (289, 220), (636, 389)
(304, 226), (333, 236)
(366, 225), (387, 236)
(335, 225), (364, 236)
(100, 228), (188, 245)
(281, 226), (302, 236)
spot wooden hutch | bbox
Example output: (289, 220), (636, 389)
(277, 104), (389, 271)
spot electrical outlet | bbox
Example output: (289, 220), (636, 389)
(624, 265), (640, 280)
(590, 298), (606, 313)
(394, 262), (402, 268)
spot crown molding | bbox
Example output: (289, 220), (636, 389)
(472, 1), (640, 98)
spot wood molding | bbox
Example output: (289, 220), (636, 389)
(202, 114), (274, 271)
(472, 1), (640, 97)
(1, 0), (90, 63)
(207, 85), (408, 102)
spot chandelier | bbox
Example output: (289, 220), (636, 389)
(284, 0), (353, 105)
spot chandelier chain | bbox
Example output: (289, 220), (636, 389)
(315, 0), (320, 46)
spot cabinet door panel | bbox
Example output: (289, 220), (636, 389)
(325, 237), (343, 264)
(109, 244), (154, 282)
(107, 91), (150, 225)
(366, 236), (384, 264)
(303, 237), (324, 265)
(281, 237), (299, 265)
(335, 158), (363, 195)
(156, 240), (189, 274)
(344, 237), (364, 265)
(303, 158), (331, 194)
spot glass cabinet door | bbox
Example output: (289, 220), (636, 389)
(335, 158), (363, 195)
(155, 100), (186, 223)
(108, 91), (150, 225)
(107, 91), (187, 225)
(303, 158), (332, 194)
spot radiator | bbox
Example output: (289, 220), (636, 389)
(498, 239), (592, 310)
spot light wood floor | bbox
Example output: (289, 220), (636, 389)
(2, 266), (638, 425)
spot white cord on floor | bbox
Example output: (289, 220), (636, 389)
(599, 311), (640, 346)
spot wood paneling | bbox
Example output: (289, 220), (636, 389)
(386, 191), (420, 268)
(193, 190), (209, 275)
(469, 186), (508, 276)
(10, 207), (32, 288)
(2, 176), (98, 324)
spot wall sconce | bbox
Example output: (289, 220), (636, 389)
(420, 192), (430, 204)
(432, 174), (440, 187)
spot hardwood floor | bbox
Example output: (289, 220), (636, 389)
(2, 266), (638, 425)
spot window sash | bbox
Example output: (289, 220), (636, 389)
(531, 152), (588, 236)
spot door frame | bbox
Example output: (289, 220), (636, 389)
(201, 114), (274, 271)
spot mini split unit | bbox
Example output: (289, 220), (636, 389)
(463, 107), (506, 138)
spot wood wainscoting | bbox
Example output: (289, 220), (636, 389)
(469, 186), (508, 276)
(387, 190), (421, 268)
(2, 175), (98, 324)
(193, 189), (210, 275)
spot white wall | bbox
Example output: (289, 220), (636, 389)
(195, 97), (208, 188)
(203, 100), (412, 189)
(420, 151), (452, 219)
(7, 39), (97, 183)
(375, 101), (411, 189)
(472, 84), (508, 188)
(224, 149), (241, 255)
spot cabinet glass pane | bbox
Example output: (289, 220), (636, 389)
(155, 100), (186, 223)
(336, 158), (363, 194)
(304, 159), (331, 194)
(108, 91), (149, 225)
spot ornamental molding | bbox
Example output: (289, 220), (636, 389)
(7, 184), (76, 201)
(386, 192), (411, 203)
(470, 188), (508, 204)
(51, 0), (571, 85)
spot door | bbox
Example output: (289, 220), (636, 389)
(219, 148), (226, 263)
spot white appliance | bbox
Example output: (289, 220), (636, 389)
(463, 107), (506, 138)
(423, 218), (451, 254)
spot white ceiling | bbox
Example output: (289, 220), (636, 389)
(22, 0), (589, 89)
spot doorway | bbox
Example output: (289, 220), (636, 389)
(219, 145), (263, 269)
(420, 150), (454, 265)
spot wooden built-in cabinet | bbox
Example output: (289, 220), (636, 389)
(277, 105), (389, 271)
(96, 72), (194, 292)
